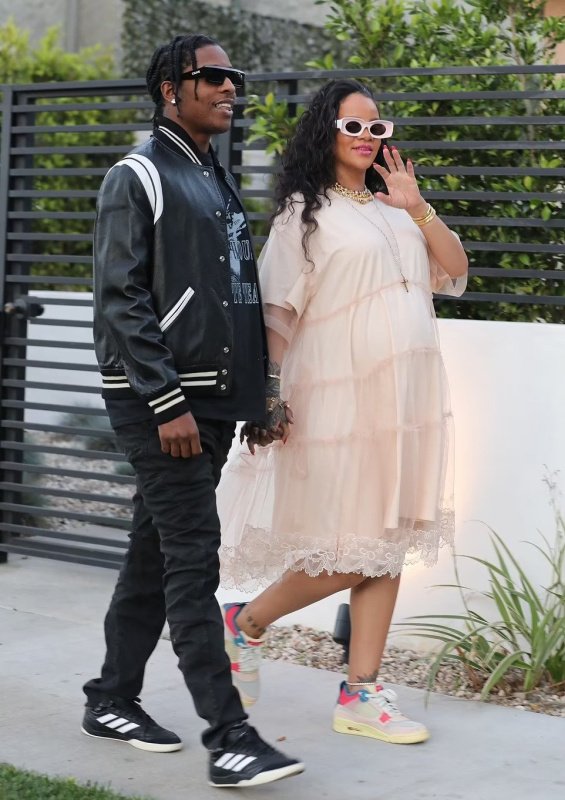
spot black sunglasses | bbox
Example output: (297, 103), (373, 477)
(180, 66), (245, 89)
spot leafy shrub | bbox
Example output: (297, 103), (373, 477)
(398, 497), (565, 698)
(245, 93), (304, 156)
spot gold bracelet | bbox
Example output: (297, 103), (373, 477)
(409, 202), (433, 221)
(411, 204), (436, 227)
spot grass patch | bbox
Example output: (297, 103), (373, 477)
(0, 764), (153, 800)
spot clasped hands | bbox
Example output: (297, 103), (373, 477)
(240, 397), (294, 455)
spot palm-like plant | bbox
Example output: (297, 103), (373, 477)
(397, 493), (565, 699)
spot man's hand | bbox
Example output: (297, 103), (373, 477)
(266, 398), (294, 443)
(239, 400), (295, 455)
(239, 422), (274, 455)
(158, 412), (202, 458)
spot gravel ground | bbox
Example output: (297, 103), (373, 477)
(263, 624), (565, 718)
(24, 431), (132, 528)
(24, 432), (564, 718)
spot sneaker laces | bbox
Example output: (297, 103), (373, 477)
(367, 687), (406, 719)
(227, 724), (277, 757)
(116, 698), (156, 726)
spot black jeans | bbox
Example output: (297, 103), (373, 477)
(83, 417), (246, 749)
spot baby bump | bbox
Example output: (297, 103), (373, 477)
(351, 289), (439, 372)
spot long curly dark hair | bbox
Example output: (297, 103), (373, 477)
(274, 79), (389, 262)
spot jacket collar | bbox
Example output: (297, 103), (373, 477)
(154, 117), (220, 168)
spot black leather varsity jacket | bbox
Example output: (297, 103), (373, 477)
(93, 121), (266, 424)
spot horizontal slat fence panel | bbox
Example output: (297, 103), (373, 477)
(0, 65), (563, 567)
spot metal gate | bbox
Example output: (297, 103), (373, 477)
(0, 66), (563, 569)
(0, 79), (150, 567)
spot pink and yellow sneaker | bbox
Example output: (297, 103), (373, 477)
(333, 681), (429, 744)
(222, 603), (265, 708)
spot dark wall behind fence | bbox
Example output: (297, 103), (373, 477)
(121, 0), (348, 76)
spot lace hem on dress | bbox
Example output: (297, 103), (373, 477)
(219, 510), (454, 593)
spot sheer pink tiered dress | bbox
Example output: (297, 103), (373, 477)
(218, 192), (466, 592)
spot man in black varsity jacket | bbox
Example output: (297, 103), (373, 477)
(82, 34), (303, 789)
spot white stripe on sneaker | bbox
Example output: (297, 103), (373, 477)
(97, 713), (118, 724)
(106, 717), (129, 729)
(223, 754), (247, 770)
(233, 756), (257, 772)
(213, 752), (258, 771)
(214, 752), (235, 768)
(116, 722), (140, 733)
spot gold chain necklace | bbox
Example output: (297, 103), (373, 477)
(331, 182), (373, 205)
(343, 198), (410, 292)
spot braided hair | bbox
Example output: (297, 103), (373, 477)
(274, 79), (389, 264)
(145, 34), (219, 128)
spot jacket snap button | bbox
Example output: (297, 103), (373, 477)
(222, 300), (228, 307)
(215, 210), (222, 217)
(223, 346), (230, 353)
(219, 255), (225, 262)
(203, 170), (209, 177)
(221, 369), (227, 375)
(220, 384), (226, 391)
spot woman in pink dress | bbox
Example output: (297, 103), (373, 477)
(217, 79), (468, 744)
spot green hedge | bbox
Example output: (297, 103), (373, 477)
(0, 22), (135, 289)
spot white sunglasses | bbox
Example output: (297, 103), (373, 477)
(335, 117), (394, 139)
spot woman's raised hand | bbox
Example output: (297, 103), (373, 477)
(372, 145), (426, 213)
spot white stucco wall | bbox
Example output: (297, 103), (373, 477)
(25, 297), (565, 646)
(24, 292), (102, 423)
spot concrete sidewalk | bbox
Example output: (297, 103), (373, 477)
(1, 555), (563, 800)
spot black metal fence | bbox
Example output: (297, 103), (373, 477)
(0, 65), (563, 568)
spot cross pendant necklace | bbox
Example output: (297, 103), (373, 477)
(343, 198), (409, 292)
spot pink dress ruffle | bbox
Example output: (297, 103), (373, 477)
(218, 193), (466, 591)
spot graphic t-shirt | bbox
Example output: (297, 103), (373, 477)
(189, 170), (266, 421)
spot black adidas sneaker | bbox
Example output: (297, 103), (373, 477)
(81, 698), (182, 753)
(209, 723), (304, 787)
